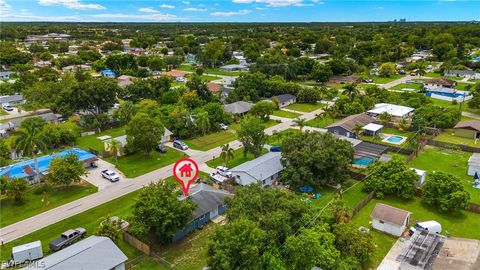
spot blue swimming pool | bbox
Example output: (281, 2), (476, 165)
(426, 91), (464, 98)
(386, 136), (404, 143)
(354, 156), (376, 166)
(0, 148), (96, 179)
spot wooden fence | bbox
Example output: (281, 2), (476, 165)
(124, 231), (151, 255)
(351, 191), (376, 217)
(427, 139), (480, 153)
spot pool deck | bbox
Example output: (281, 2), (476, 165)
(381, 133), (408, 145)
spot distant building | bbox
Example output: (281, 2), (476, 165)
(219, 64), (249, 72)
(224, 101), (253, 115)
(62, 65), (92, 72)
(22, 236), (127, 270)
(444, 69), (475, 79)
(34, 61), (52, 68)
(230, 151), (283, 187)
(328, 75), (361, 84)
(0, 94), (23, 106)
(117, 75), (136, 88)
(173, 184), (231, 242)
(25, 33), (71, 42)
(273, 94), (297, 108)
(425, 78), (456, 89)
(371, 203), (410, 237)
(207, 82), (222, 93)
(0, 112), (61, 132)
(367, 103), (415, 119)
(101, 69), (116, 78)
(0, 71), (14, 79)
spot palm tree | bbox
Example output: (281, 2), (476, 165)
(15, 120), (47, 183)
(330, 197), (352, 224)
(325, 106), (340, 124)
(195, 111), (210, 136)
(343, 83), (359, 100)
(352, 124), (363, 138)
(373, 134), (382, 144)
(220, 144), (235, 165)
(315, 112), (326, 127)
(397, 118), (410, 131)
(107, 139), (122, 164)
(379, 112), (392, 126)
(417, 64), (426, 79)
(293, 117), (307, 132)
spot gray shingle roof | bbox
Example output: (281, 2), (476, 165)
(224, 101), (253, 114)
(326, 113), (375, 132)
(274, 94), (296, 103)
(230, 151), (283, 181)
(371, 203), (410, 226)
(179, 184), (231, 219)
(22, 236), (127, 270)
(454, 120), (480, 131)
(9, 113), (60, 129)
(0, 94), (23, 104)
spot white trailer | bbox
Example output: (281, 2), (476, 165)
(11, 240), (43, 264)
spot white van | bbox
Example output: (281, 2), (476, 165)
(11, 240), (43, 264)
(409, 221), (442, 236)
(216, 166), (232, 178)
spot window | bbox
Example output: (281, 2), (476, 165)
(379, 220), (384, 224)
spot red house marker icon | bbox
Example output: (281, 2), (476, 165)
(173, 158), (199, 196)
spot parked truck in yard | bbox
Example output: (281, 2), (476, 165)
(49, 228), (86, 251)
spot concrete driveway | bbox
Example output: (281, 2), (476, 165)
(83, 159), (129, 190)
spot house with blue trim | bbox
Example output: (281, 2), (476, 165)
(172, 184), (231, 242)
(100, 69), (116, 78)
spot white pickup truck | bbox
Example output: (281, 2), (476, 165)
(101, 170), (120, 182)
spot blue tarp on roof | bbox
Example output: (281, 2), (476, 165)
(0, 148), (96, 179)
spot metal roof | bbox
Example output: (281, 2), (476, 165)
(367, 103), (414, 118)
(230, 151), (283, 181)
(179, 183), (231, 219)
(22, 236), (127, 270)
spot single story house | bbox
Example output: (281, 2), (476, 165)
(101, 69), (116, 78)
(326, 113), (376, 139)
(367, 103), (414, 119)
(0, 148), (97, 184)
(328, 75), (361, 84)
(219, 64), (249, 72)
(453, 120), (480, 139)
(230, 151), (283, 187)
(371, 203), (410, 237)
(103, 128), (173, 156)
(160, 70), (187, 82)
(444, 69), (475, 79)
(1, 113), (60, 132)
(224, 101), (253, 115)
(0, 71), (14, 79)
(34, 61), (51, 68)
(412, 168), (427, 185)
(22, 236), (127, 270)
(468, 153), (480, 176)
(424, 78), (456, 90)
(273, 94), (297, 108)
(207, 82), (222, 93)
(117, 75), (136, 88)
(62, 64), (91, 72)
(0, 94), (24, 106)
(173, 184), (231, 242)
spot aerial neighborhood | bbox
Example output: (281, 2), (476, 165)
(0, 10), (480, 270)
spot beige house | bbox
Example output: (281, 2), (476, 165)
(453, 120), (480, 139)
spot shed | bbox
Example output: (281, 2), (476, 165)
(468, 153), (480, 176)
(371, 203), (410, 237)
(411, 168), (426, 185)
(453, 120), (480, 139)
(362, 123), (383, 136)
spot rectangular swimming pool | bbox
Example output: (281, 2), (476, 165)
(354, 156), (376, 166)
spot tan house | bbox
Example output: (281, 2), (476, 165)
(453, 120), (480, 139)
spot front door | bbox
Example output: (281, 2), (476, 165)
(475, 132), (480, 139)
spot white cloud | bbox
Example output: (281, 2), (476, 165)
(1, 11), (182, 22)
(89, 12), (181, 21)
(182, 1), (190, 4)
(38, 0), (105, 10)
(183, 7), (206, 11)
(0, 0), (11, 11)
(159, 3), (175, 9)
(233, 0), (304, 7)
(255, 7), (267, 10)
(139, 7), (158, 13)
(211, 9), (250, 17)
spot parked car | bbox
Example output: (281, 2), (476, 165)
(173, 140), (189, 150)
(155, 144), (167, 153)
(270, 146), (281, 152)
(2, 104), (13, 111)
(49, 228), (86, 251)
(362, 79), (373, 83)
(409, 220), (442, 236)
(398, 70), (406, 75)
(101, 170), (120, 182)
(10, 240), (43, 265)
(216, 166), (232, 178)
(220, 123), (229, 130)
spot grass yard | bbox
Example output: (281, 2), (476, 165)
(0, 183), (97, 227)
(306, 116), (337, 128)
(76, 127), (126, 152)
(0, 190), (142, 262)
(425, 72), (442, 78)
(184, 130), (238, 151)
(352, 195), (480, 268)
(371, 74), (405, 84)
(0, 109), (8, 116)
(105, 147), (185, 178)
(341, 181), (368, 209)
(456, 82), (474, 91)
(271, 109), (301, 118)
(267, 128), (302, 145)
(130, 257), (168, 270)
(390, 83), (423, 91)
(206, 147), (268, 169)
(409, 146), (480, 205)
(285, 103), (325, 112)
(435, 129), (480, 148)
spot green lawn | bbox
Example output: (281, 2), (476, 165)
(76, 127), (126, 152)
(306, 117), (337, 128)
(390, 83), (423, 91)
(0, 183), (97, 227)
(0, 190), (142, 262)
(206, 147), (269, 169)
(456, 82), (474, 91)
(425, 72), (442, 78)
(267, 128), (302, 145)
(371, 74), (405, 84)
(435, 129), (480, 148)
(0, 109), (8, 116)
(428, 97), (480, 115)
(352, 195), (480, 268)
(285, 103), (325, 112)
(105, 147), (185, 178)
(341, 181), (369, 209)
(408, 146), (480, 205)
(131, 257), (168, 270)
(271, 109), (301, 118)
(184, 130), (238, 151)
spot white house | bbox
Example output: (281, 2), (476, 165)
(468, 153), (480, 176)
(367, 103), (415, 119)
(230, 151), (283, 187)
(273, 94), (297, 108)
(371, 203), (410, 237)
(411, 168), (426, 185)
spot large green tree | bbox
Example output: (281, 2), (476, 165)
(281, 132), (354, 189)
(237, 117), (267, 158)
(423, 172), (470, 211)
(126, 113), (164, 155)
(250, 101), (276, 121)
(46, 154), (86, 186)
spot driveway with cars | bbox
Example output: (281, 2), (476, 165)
(83, 159), (130, 190)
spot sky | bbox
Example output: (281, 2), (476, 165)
(0, 0), (478, 22)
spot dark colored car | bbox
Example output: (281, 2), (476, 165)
(155, 144), (167, 153)
(270, 146), (281, 152)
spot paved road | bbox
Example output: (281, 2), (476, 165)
(0, 107), (324, 244)
(0, 108), (51, 121)
(462, 111), (480, 120)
